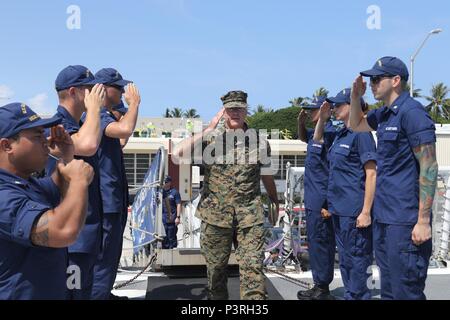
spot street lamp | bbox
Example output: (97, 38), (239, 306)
(410, 28), (443, 96)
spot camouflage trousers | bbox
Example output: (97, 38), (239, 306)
(200, 222), (267, 300)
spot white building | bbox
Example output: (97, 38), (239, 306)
(123, 121), (450, 200)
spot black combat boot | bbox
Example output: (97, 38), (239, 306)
(297, 284), (335, 300)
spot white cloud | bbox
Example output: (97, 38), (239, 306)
(27, 93), (54, 116)
(0, 85), (14, 105)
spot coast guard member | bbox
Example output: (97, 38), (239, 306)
(91, 68), (140, 300)
(350, 56), (438, 300)
(162, 175), (182, 249)
(0, 103), (93, 299)
(316, 89), (377, 299)
(49, 65), (106, 299)
(297, 96), (336, 300)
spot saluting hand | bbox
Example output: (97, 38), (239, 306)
(48, 125), (74, 163)
(124, 83), (141, 108)
(298, 109), (308, 124)
(205, 107), (225, 134)
(84, 83), (106, 112)
(318, 101), (332, 122)
(352, 75), (366, 99)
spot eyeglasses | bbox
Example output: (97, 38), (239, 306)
(370, 75), (396, 85)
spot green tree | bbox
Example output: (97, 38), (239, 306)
(404, 83), (423, 98)
(247, 106), (301, 139)
(184, 108), (200, 118)
(313, 87), (329, 98)
(289, 97), (310, 108)
(368, 101), (384, 111)
(253, 104), (266, 114)
(169, 107), (184, 118)
(164, 108), (171, 118)
(425, 83), (450, 123)
(252, 104), (273, 114)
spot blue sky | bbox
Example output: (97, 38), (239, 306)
(0, 0), (449, 120)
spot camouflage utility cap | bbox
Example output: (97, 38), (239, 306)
(221, 90), (248, 109)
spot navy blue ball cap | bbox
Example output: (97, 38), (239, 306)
(360, 56), (409, 81)
(55, 65), (100, 91)
(326, 88), (365, 109)
(95, 68), (132, 87)
(0, 103), (61, 138)
(112, 100), (128, 114)
(326, 88), (352, 105)
(302, 96), (327, 109)
(164, 175), (172, 183)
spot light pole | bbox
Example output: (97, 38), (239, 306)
(410, 28), (443, 96)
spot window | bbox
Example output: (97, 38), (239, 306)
(124, 153), (153, 187)
(273, 154), (306, 181)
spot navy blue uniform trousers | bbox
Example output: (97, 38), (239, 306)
(91, 213), (124, 299)
(306, 209), (335, 286)
(333, 215), (373, 300)
(373, 219), (432, 300)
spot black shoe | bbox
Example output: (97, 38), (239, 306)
(109, 293), (129, 300)
(297, 285), (335, 300)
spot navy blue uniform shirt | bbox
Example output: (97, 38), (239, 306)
(162, 188), (181, 224)
(327, 127), (377, 217)
(304, 121), (336, 211)
(46, 105), (103, 254)
(0, 169), (68, 299)
(367, 92), (436, 225)
(96, 109), (129, 214)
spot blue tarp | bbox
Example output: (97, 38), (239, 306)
(131, 149), (162, 255)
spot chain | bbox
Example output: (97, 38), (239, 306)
(113, 251), (158, 290)
(264, 267), (312, 290)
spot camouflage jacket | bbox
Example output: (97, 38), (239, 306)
(195, 128), (272, 228)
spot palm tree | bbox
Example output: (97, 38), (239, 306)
(183, 108), (200, 118)
(252, 104), (274, 114)
(425, 83), (450, 122)
(253, 104), (267, 114)
(164, 108), (171, 118)
(404, 83), (422, 98)
(289, 97), (311, 108)
(313, 87), (329, 99)
(169, 107), (184, 118)
(412, 88), (423, 98)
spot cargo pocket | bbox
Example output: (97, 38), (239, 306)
(316, 217), (332, 243)
(351, 222), (371, 257)
(316, 218), (329, 243)
(398, 240), (427, 283)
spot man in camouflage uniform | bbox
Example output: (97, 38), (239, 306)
(174, 90), (279, 300)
